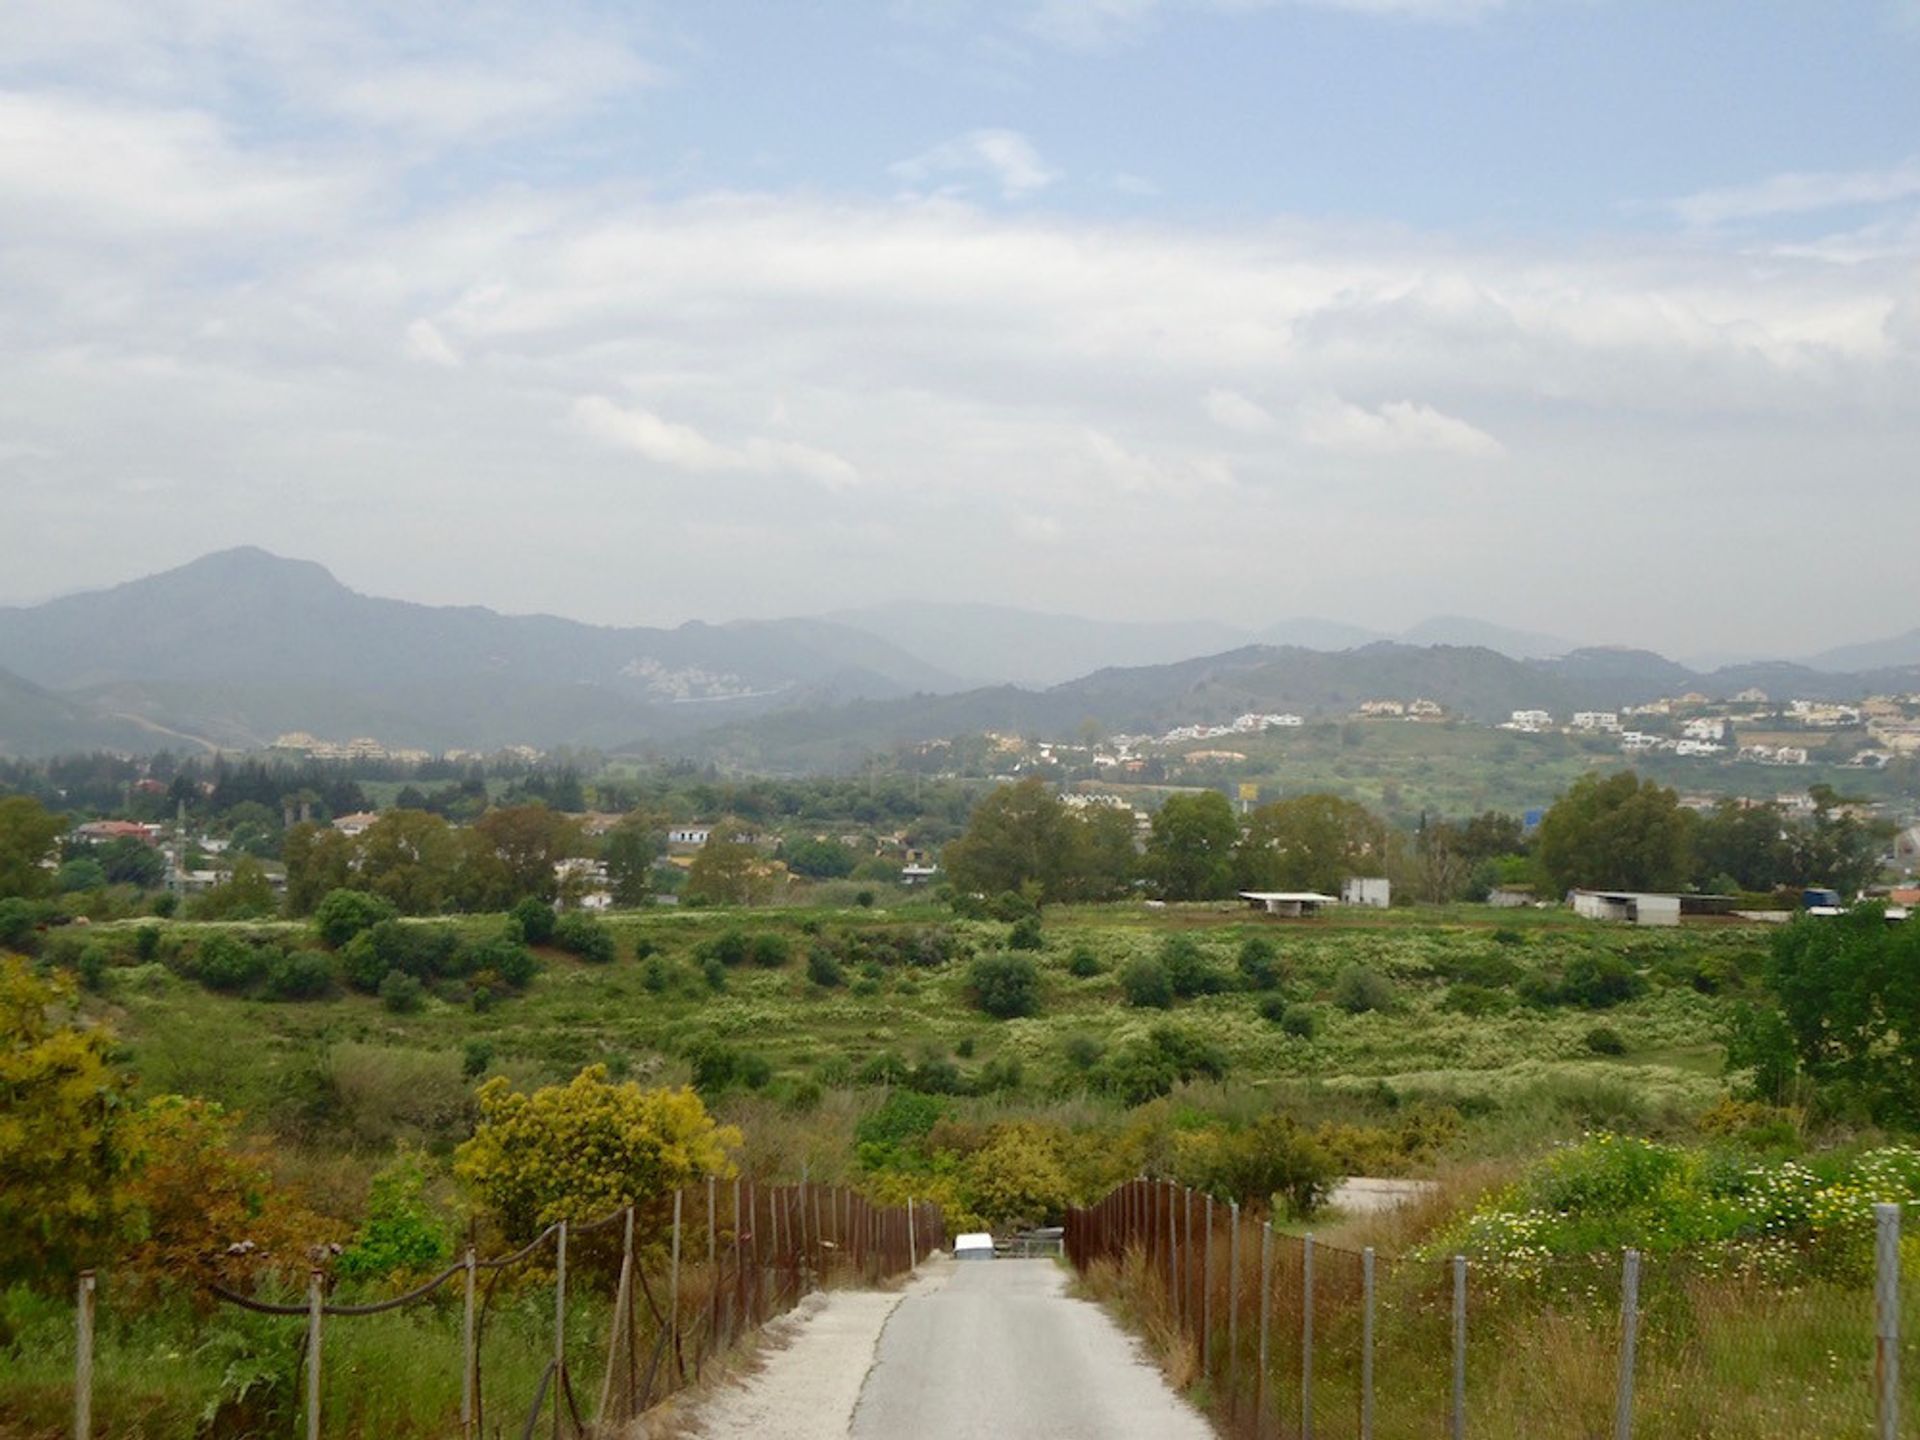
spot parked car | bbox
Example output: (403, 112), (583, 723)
(953, 1232), (994, 1261)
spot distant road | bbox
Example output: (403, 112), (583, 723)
(849, 1259), (1214, 1440)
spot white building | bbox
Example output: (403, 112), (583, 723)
(1675, 740), (1725, 757)
(1682, 718), (1727, 741)
(1507, 710), (1553, 732)
(1240, 890), (1339, 918)
(666, 825), (712, 846)
(1572, 712), (1621, 733)
(1342, 877), (1392, 909)
(1571, 890), (1681, 927)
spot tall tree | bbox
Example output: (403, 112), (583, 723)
(356, 809), (459, 914)
(1234, 794), (1387, 895)
(942, 779), (1073, 899)
(0, 795), (63, 900)
(1536, 772), (1692, 895)
(603, 812), (665, 906)
(1144, 790), (1240, 900)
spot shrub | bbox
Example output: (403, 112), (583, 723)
(1177, 1113), (1336, 1218)
(750, 933), (792, 969)
(1098, 1025), (1228, 1106)
(553, 911), (616, 964)
(855, 890), (876, 909)
(466, 937), (538, 990)
(1006, 915), (1044, 951)
(1237, 935), (1282, 990)
(807, 946), (844, 988)
(701, 956), (728, 991)
(1584, 1025), (1627, 1056)
(699, 931), (750, 967)
(1332, 964), (1394, 1014)
(265, 950), (334, 1001)
(1160, 935), (1223, 998)
(1062, 1033), (1106, 1071)
(335, 1152), (452, 1281)
(977, 1054), (1023, 1093)
(968, 952), (1040, 1019)
(454, 1067), (739, 1242)
(508, 896), (556, 946)
(340, 920), (463, 991)
(75, 943), (109, 991)
(856, 1051), (911, 1087)
(193, 933), (267, 992)
(1279, 1004), (1319, 1039)
(1441, 983), (1510, 1017)
(990, 890), (1037, 922)
(1558, 953), (1646, 1009)
(314, 888), (398, 948)
(1257, 993), (1290, 1024)
(379, 969), (426, 1013)
(854, 1087), (944, 1156)
(642, 955), (672, 993)
(0, 896), (40, 950)
(908, 1050), (966, 1095)
(462, 1040), (494, 1079)
(1119, 956), (1173, 1009)
(1065, 945), (1105, 978)
(132, 924), (160, 963)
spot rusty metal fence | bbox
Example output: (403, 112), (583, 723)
(68, 1180), (942, 1439)
(1066, 1178), (1909, 1440)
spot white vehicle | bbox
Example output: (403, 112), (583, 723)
(953, 1232), (995, 1261)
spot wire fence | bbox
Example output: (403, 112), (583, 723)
(66, 1179), (943, 1440)
(1066, 1178), (1911, 1439)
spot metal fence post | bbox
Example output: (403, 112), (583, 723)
(553, 1219), (568, 1439)
(1877, 1203), (1901, 1440)
(908, 1197), (918, 1270)
(305, 1268), (324, 1440)
(1301, 1232), (1315, 1440)
(1361, 1247), (1375, 1440)
(1228, 1202), (1242, 1410)
(1258, 1222), (1274, 1439)
(1615, 1248), (1640, 1440)
(670, 1190), (684, 1350)
(1183, 1187), (1194, 1334)
(1168, 1181), (1179, 1320)
(1451, 1254), (1467, 1440)
(1203, 1196), (1214, 1377)
(74, 1270), (95, 1440)
(461, 1245), (477, 1439)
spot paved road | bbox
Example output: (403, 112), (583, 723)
(848, 1260), (1215, 1440)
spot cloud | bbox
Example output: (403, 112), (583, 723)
(1027, 0), (1513, 47)
(1299, 397), (1506, 458)
(404, 320), (462, 367)
(891, 128), (1057, 197)
(569, 396), (861, 489)
(1204, 388), (1275, 433)
(1671, 158), (1920, 228)
(325, 41), (657, 141)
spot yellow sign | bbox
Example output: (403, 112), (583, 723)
(1238, 782), (1260, 803)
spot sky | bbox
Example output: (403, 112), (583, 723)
(2, 0), (1917, 660)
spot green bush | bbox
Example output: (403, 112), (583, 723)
(1160, 935), (1224, 997)
(74, 943), (108, 991)
(465, 937), (538, 990)
(314, 888), (398, 947)
(854, 1087), (943, 1154)
(1237, 935), (1282, 990)
(133, 924), (160, 962)
(1065, 944), (1105, 978)
(977, 1054), (1023, 1093)
(806, 945), (844, 987)
(379, 969), (425, 1013)
(750, 933), (792, 968)
(462, 1040), (493, 1079)
(1007, 915), (1044, 951)
(552, 911), (615, 963)
(1441, 983), (1511, 1017)
(701, 956), (727, 991)
(908, 1050), (965, 1095)
(193, 933), (267, 992)
(1279, 1004), (1319, 1039)
(265, 950), (334, 1001)
(1120, 955), (1173, 1009)
(1062, 1032), (1106, 1071)
(507, 896), (556, 946)
(1583, 1025), (1628, 1056)
(699, 931), (751, 967)
(968, 952), (1040, 1019)
(1558, 953), (1646, 1009)
(1332, 964), (1394, 1014)
(336, 1153), (452, 1280)
(1098, 1025), (1228, 1105)
(0, 897), (39, 950)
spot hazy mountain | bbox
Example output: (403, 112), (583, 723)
(0, 548), (965, 752)
(822, 602), (1247, 688)
(1401, 616), (1578, 659)
(1254, 617), (1385, 650)
(0, 667), (168, 758)
(1804, 628), (1920, 675)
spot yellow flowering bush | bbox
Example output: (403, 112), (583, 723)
(454, 1065), (739, 1244)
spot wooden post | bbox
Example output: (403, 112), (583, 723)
(305, 1268), (323, 1440)
(1257, 1222), (1274, 1440)
(1301, 1233), (1315, 1440)
(1167, 1182), (1179, 1325)
(461, 1246), (477, 1439)
(1202, 1196), (1213, 1377)
(1360, 1248), (1375, 1440)
(732, 1179), (743, 1344)
(670, 1190), (684, 1351)
(74, 1270), (95, 1440)
(1877, 1205), (1900, 1440)
(908, 1198), (918, 1270)
(1183, 1187), (1194, 1336)
(707, 1175), (718, 1357)
(1615, 1248), (1641, 1440)
(1228, 1202), (1242, 1412)
(596, 1210), (635, 1426)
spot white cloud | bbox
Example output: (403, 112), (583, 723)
(569, 396), (861, 490)
(1299, 396), (1506, 458)
(891, 128), (1057, 197)
(1204, 388), (1275, 433)
(404, 319), (462, 367)
(1028, 0), (1513, 47)
(325, 41), (656, 141)
(1672, 158), (1920, 228)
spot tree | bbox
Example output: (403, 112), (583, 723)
(1175, 1114), (1334, 1218)
(1693, 799), (1789, 892)
(314, 887), (399, 947)
(0, 958), (137, 1286)
(1059, 805), (1139, 901)
(968, 952), (1041, 1018)
(782, 835), (857, 880)
(1763, 908), (1920, 1120)
(603, 814), (665, 905)
(357, 810), (459, 914)
(55, 857), (108, 893)
(1535, 772), (1692, 895)
(454, 1066), (739, 1243)
(456, 805), (580, 910)
(1782, 787), (1891, 898)
(97, 836), (166, 889)
(1233, 794), (1387, 895)
(1144, 790), (1239, 900)
(0, 795), (63, 900)
(282, 822), (354, 915)
(685, 823), (782, 906)
(942, 780), (1074, 900)
(190, 856), (277, 921)
(963, 1124), (1072, 1227)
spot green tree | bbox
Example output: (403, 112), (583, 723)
(1144, 790), (1239, 900)
(0, 958), (136, 1285)
(968, 952), (1040, 1018)
(1783, 786), (1892, 898)
(314, 887), (399, 947)
(1763, 908), (1920, 1120)
(1535, 772), (1692, 895)
(97, 836), (166, 889)
(1059, 805), (1139, 901)
(356, 809), (459, 914)
(684, 822), (780, 906)
(603, 813), (665, 905)
(0, 795), (63, 900)
(456, 805), (580, 910)
(782, 835), (857, 880)
(962, 1124), (1072, 1227)
(1234, 794), (1386, 894)
(1693, 799), (1788, 892)
(190, 856), (277, 920)
(942, 780), (1073, 900)
(282, 822), (354, 915)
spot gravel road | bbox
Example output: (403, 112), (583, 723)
(850, 1259), (1214, 1440)
(674, 1258), (1212, 1440)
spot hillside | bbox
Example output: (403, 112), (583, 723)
(0, 667), (173, 757)
(0, 549), (966, 752)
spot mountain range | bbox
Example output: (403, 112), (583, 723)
(0, 548), (1916, 764)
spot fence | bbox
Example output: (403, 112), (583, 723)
(1066, 1179), (1913, 1439)
(67, 1179), (942, 1440)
